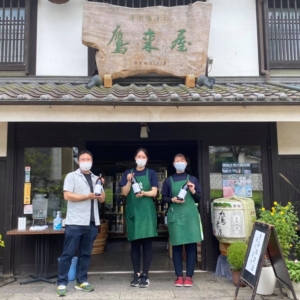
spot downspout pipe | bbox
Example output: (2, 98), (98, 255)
(258, 0), (270, 82)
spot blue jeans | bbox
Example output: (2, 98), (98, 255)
(57, 223), (98, 286)
(172, 243), (197, 277)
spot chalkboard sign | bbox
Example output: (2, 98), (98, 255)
(235, 221), (297, 300)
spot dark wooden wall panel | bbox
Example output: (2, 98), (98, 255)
(15, 122), (271, 142)
(0, 158), (6, 268)
(279, 156), (300, 214)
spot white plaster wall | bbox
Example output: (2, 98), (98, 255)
(35, 0), (259, 77)
(0, 122), (7, 157)
(36, 0), (87, 76)
(277, 122), (300, 155)
(207, 0), (259, 76)
(0, 106), (300, 123)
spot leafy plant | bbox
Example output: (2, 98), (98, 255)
(0, 234), (5, 247)
(258, 202), (299, 258)
(286, 260), (300, 283)
(227, 241), (248, 271)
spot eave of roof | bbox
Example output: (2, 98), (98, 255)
(0, 79), (299, 106)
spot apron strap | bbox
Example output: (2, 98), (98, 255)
(170, 174), (190, 184)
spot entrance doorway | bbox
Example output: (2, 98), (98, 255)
(86, 140), (202, 273)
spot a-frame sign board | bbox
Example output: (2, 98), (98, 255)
(235, 221), (297, 300)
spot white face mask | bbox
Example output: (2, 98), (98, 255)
(174, 162), (187, 172)
(79, 161), (92, 172)
(136, 159), (147, 167)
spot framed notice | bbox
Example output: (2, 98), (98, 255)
(23, 183), (31, 204)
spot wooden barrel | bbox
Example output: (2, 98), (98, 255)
(91, 234), (108, 254)
(98, 219), (109, 234)
(92, 220), (109, 254)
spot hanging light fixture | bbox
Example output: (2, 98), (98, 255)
(140, 123), (149, 138)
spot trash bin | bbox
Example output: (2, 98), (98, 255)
(57, 256), (78, 281)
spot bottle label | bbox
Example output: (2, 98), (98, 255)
(94, 184), (103, 195)
(132, 183), (141, 194)
(178, 189), (187, 200)
(54, 222), (62, 230)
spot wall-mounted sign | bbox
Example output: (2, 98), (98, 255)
(23, 183), (31, 204)
(82, 1), (212, 80)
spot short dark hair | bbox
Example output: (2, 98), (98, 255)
(78, 150), (93, 160)
(135, 148), (149, 158)
(174, 153), (186, 161)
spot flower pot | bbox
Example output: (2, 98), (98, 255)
(256, 266), (276, 295)
(231, 270), (246, 287)
(287, 282), (300, 299)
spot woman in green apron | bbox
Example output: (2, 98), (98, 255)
(120, 148), (158, 288)
(162, 153), (203, 287)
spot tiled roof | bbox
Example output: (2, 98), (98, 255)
(0, 81), (300, 105)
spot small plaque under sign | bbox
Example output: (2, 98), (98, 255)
(23, 204), (33, 214)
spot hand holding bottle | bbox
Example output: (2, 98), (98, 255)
(187, 181), (196, 194)
(171, 197), (185, 204)
(88, 193), (105, 203)
(127, 173), (134, 182)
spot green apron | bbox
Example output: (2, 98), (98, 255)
(168, 175), (203, 246)
(126, 169), (158, 241)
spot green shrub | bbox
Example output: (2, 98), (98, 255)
(227, 241), (248, 271)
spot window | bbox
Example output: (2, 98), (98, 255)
(209, 146), (263, 210)
(0, 0), (25, 65)
(0, 0), (37, 73)
(268, 0), (300, 68)
(24, 147), (78, 223)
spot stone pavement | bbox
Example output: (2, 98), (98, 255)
(0, 272), (289, 300)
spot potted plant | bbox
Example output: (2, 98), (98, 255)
(257, 201), (299, 295)
(227, 241), (247, 286)
(286, 259), (300, 298)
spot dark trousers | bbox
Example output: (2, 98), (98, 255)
(131, 237), (153, 275)
(172, 243), (197, 277)
(57, 223), (98, 286)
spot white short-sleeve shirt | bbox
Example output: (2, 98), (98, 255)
(63, 168), (100, 226)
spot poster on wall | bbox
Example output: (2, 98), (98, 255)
(222, 163), (252, 198)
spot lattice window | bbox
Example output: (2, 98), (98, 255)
(0, 0), (25, 65)
(268, 0), (300, 68)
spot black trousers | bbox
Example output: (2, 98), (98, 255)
(172, 243), (197, 277)
(130, 237), (153, 275)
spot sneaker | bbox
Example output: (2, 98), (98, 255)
(183, 276), (193, 287)
(130, 274), (140, 287)
(56, 285), (67, 297)
(75, 282), (94, 292)
(174, 276), (184, 287)
(139, 274), (150, 288)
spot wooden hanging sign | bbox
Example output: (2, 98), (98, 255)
(235, 221), (297, 300)
(82, 1), (212, 80)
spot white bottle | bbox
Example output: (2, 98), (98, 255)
(53, 212), (62, 230)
